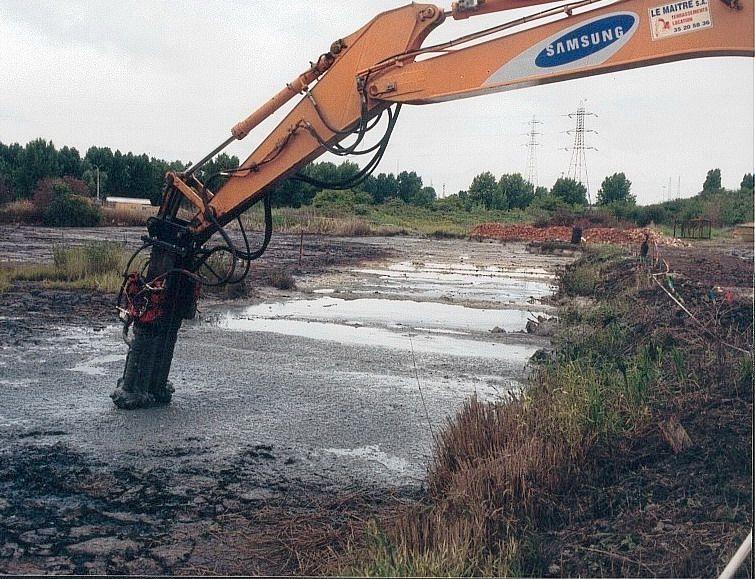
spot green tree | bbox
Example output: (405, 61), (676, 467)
(499, 173), (533, 209)
(703, 168), (721, 192)
(741, 173), (754, 190)
(84, 146), (114, 178)
(17, 139), (60, 195)
(58, 146), (83, 179)
(82, 168), (108, 199)
(367, 173), (399, 204)
(0, 142), (23, 196)
(127, 154), (157, 200)
(597, 172), (635, 205)
(413, 186), (437, 207)
(396, 171), (423, 204)
(467, 172), (498, 209)
(551, 177), (588, 206)
(336, 161), (361, 183)
(108, 150), (130, 195)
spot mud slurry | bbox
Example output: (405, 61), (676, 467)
(0, 231), (571, 574)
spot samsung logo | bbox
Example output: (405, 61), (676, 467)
(535, 14), (637, 68)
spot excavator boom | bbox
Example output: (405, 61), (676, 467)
(112, 0), (753, 409)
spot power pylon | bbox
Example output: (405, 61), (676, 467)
(563, 101), (598, 204)
(523, 115), (542, 189)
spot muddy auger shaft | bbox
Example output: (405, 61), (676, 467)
(112, 219), (201, 409)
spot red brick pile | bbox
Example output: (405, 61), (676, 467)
(469, 223), (676, 246)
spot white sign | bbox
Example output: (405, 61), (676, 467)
(649, 0), (712, 40)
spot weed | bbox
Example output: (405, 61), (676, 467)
(344, 518), (523, 577)
(268, 268), (296, 290)
(560, 260), (599, 295)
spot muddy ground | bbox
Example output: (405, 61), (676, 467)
(0, 226), (571, 575)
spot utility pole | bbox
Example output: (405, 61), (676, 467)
(523, 115), (542, 189)
(563, 101), (598, 204)
(91, 164), (101, 204)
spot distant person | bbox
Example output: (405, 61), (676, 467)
(640, 233), (650, 260)
(571, 226), (583, 245)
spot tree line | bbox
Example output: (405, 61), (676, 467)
(0, 138), (441, 208)
(0, 139), (191, 205)
(0, 137), (614, 210)
(1, 139), (751, 222)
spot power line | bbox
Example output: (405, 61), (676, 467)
(563, 101), (598, 204)
(523, 115), (542, 189)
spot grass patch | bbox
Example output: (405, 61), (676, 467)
(0, 242), (131, 293)
(241, 202), (525, 238)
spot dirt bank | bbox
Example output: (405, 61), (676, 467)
(338, 241), (752, 577)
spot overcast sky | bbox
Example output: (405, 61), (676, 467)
(1, 0), (752, 204)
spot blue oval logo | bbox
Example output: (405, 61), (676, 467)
(535, 14), (636, 68)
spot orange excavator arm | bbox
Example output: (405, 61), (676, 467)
(165, 0), (752, 236)
(112, 0), (753, 409)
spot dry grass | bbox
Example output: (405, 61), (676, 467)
(242, 209), (405, 237)
(267, 267), (296, 290)
(0, 200), (43, 224)
(0, 242), (131, 293)
(0, 201), (152, 226)
(102, 206), (150, 226)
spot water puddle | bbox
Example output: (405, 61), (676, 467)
(228, 296), (531, 333)
(323, 444), (412, 473)
(218, 316), (535, 361)
(336, 370), (525, 401)
(351, 261), (555, 304)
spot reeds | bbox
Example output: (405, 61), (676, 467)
(1, 241), (130, 293)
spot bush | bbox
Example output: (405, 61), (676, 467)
(631, 204), (673, 227)
(560, 261), (599, 296)
(43, 194), (102, 227)
(312, 189), (372, 211)
(33, 177), (89, 209)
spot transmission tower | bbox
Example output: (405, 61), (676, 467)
(523, 115), (542, 188)
(563, 101), (598, 203)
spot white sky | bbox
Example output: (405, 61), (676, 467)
(0, 0), (752, 204)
